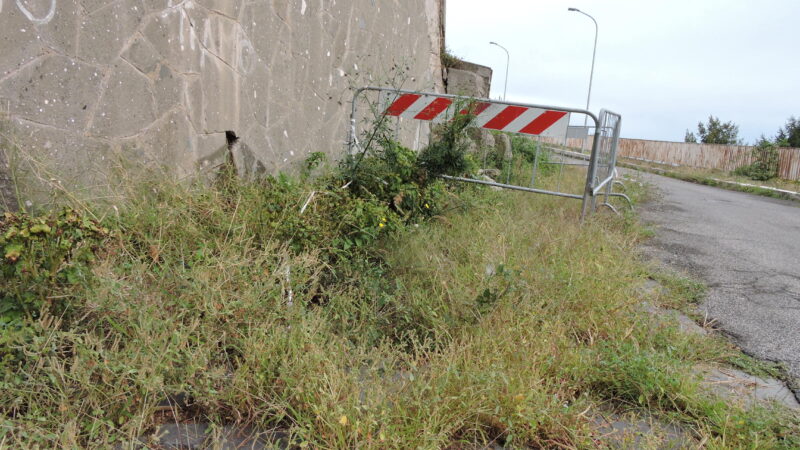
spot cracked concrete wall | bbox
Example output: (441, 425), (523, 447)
(0, 0), (445, 209)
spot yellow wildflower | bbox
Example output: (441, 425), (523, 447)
(339, 415), (348, 426)
(379, 223), (385, 228)
(424, 203), (430, 209)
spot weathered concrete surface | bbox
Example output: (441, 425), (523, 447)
(590, 411), (693, 449)
(637, 172), (800, 399)
(698, 365), (800, 410)
(446, 59), (492, 98)
(0, 0), (445, 208)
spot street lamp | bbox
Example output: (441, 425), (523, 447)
(568, 7), (598, 152)
(489, 41), (510, 101)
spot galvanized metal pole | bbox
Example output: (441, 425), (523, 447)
(530, 137), (540, 187)
(489, 42), (510, 101)
(568, 8), (598, 153)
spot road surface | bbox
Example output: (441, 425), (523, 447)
(636, 173), (800, 390)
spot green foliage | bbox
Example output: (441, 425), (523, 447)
(440, 47), (462, 69)
(588, 341), (694, 411)
(342, 99), (476, 227)
(510, 135), (556, 176)
(686, 115), (741, 145)
(2, 116), (797, 447)
(300, 151), (327, 179)
(1, 208), (109, 326)
(733, 137), (780, 181)
(776, 116), (800, 148)
(417, 113), (477, 177)
(1, 208), (109, 371)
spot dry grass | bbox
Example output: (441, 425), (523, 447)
(1, 161), (798, 448)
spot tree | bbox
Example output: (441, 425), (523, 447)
(733, 134), (779, 181)
(687, 115), (741, 145)
(775, 116), (800, 148)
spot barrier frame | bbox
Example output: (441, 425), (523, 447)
(347, 87), (626, 220)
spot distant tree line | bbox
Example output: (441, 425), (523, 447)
(682, 115), (800, 181)
(684, 115), (800, 148)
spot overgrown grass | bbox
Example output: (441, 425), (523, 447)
(2, 150), (798, 448)
(617, 160), (800, 201)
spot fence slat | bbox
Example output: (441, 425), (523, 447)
(542, 137), (800, 181)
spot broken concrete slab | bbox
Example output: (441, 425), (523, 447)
(641, 301), (708, 336)
(211, 425), (291, 450)
(698, 364), (800, 410)
(151, 422), (209, 449)
(590, 411), (694, 449)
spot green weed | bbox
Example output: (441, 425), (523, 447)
(1, 139), (798, 447)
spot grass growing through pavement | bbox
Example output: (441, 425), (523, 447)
(647, 270), (790, 385)
(2, 146), (799, 448)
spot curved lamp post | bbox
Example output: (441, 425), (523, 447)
(568, 7), (598, 151)
(489, 41), (510, 101)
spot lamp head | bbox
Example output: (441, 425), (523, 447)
(568, 7), (579, 11)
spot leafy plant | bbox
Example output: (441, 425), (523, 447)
(1, 208), (110, 370)
(441, 47), (462, 69)
(733, 137), (780, 181)
(1, 208), (110, 326)
(510, 135), (556, 177)
(417, 114), (477, 178)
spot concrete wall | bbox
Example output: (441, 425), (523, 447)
(0, 0), (445, 209)
(445, 60), (491, 98)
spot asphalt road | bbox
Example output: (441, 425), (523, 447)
(636, 173), (800, 387)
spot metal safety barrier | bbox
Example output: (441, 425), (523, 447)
(347, 87), (629, 220)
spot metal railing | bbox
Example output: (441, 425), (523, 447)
(347, 87), (628, 220)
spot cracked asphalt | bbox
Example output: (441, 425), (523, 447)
(636, 173), (800, 389)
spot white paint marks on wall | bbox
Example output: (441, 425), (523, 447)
(300, 0), (307, 15)
(238, 37), (255, 74)
(14, 0), (57, 25)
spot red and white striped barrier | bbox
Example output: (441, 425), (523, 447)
(381, 93), (570, 138)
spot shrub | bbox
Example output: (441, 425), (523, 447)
(1, 208), (110, 369)
(511, 135), (556, 176)
(733, 138), (779, 181)
(1, 209), (110, 325)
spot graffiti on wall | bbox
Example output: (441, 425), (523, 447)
(2, 0), (57, 25)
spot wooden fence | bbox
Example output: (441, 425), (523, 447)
(541, 137), (800, 181)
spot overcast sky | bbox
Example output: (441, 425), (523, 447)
(446, 0), (800, 143)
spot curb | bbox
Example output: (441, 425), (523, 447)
(616, 161), (800, 202)
(541, 146), (800, 202)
